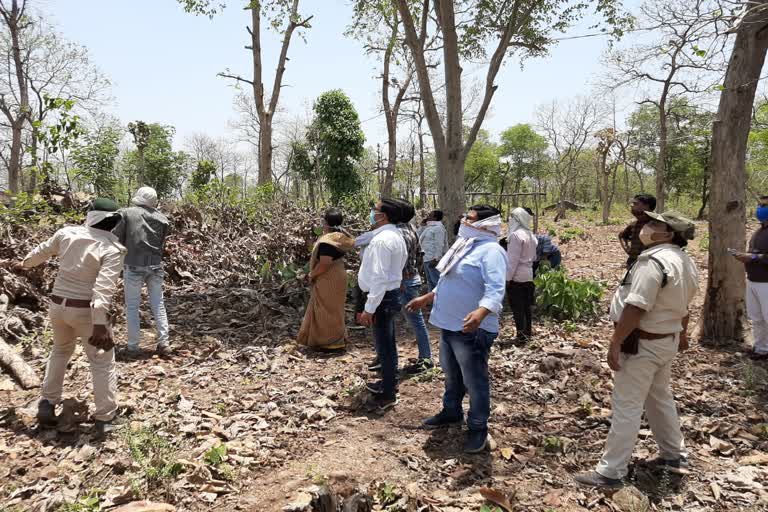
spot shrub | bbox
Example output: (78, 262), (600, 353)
(559, 227), (585, 244)
(534, 268), (603, 321)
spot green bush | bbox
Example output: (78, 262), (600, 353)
(559, 227), (585, 244)
(534, 268), (603, 321)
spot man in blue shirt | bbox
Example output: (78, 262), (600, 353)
(407, 205), (507, 453)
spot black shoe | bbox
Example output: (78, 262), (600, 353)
(37, 400), (57, 427)
(422, 410), (463, 429)
(366, 380), (398, 395)
(156, 344), (172, 357)
(94, 415), (128, 436)
(464, 429), (488, 453)
(369, 394), (397, 413)
(402, 358), (435, 376)
(748, 350), (768, 361)
(573, 471), (624, 489)
(368, 357), (381, 372)
(646, 456), (690, 475)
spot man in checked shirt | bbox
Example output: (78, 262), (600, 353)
(10, 198), (126, 436)
(619, 194), (656, 269)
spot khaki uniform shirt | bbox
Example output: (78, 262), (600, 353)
(609, 243), (699, 334)
(22, 225), (126, 324)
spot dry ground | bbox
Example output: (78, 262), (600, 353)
(2, 218), (768, 511)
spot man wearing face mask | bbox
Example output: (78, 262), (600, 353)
(505, 207), (538, 344)
(575, 211), (698, 488)
(10, 199), (126, 436)
(732, 196), (768, 361)
(406, 205), (507, 453)
(357, 199), (408, 412)
(619, 194), (657, 268)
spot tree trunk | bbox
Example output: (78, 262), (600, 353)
(3, 1), (30, 193)
(418, 126), (426, 207)
(258, 113), (272, 185)
(438, 153), (465, 238)
(0, 335), (40, 389)
(8, 122), (23, 193)
(601, 169), (611, 224)
(697, 137), (711, 220)
(702, 4), (768, 345)
(656, 97), (669, 212)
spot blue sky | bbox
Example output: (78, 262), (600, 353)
(42, 0), (640, 149)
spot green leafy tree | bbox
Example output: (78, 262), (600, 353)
(288, 140), (319, 208)
(498, 124), (548, 206)
(71, 120), (123, 196)
(464, 129), (499, 193)
(32, 96), (85, 189)
(124, 123), (186, 199)
(191, 159), (216, 192)
(311, 90), (365, 203)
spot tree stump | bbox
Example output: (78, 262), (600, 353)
(0, 334), (40, 389)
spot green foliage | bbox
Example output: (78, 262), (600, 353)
(542, 435), (565, 454)
(464, 128), (500, 191)
(534, 268), (603, 321)
(204, 443), (227, 467)
(123, 123), (187, 198)
(191, 160), (216, 192)
(32, 96), (85, 184)
(743, 362), (768, 393)
(56, 489), (104, 512)
(479, 506), (503, 512)
(311, 90), (365, 202)
(123, 426), (184, 495)
(71, 121), (122, 196)
(377, 483), (400, 506)
(559, 227), (584, 244)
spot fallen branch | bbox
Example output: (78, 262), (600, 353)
(0, 334), (40, 389)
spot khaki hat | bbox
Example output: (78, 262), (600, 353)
(646, 210), (695, 240)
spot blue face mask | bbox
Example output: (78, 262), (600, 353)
(758, 206), (768, 223)
(370, 210), (377, 225)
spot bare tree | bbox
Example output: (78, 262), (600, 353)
(537, 97), (604, 220)
(703, 0), (768, 344)
(180, 0), (312, 185)
(604, 0), (727, 211)
(0, 0), (30, 193)
(392, 0), (628, 229)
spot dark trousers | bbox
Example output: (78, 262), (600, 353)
(506, 281), (535, 339)
(373, 289), (402, 398)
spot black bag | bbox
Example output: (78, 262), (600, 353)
(621, 329), (640, 355)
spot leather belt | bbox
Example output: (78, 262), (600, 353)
(51, 295), (91, 308)
(635, 330), (675, 340)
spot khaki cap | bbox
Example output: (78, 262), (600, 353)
(646, 210), (695, 239)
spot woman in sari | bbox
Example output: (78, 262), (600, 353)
(297, 208), (355, 351)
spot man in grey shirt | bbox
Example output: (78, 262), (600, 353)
(115, 187), (171, 356)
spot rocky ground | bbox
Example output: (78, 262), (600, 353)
(1, 214), (768, 512)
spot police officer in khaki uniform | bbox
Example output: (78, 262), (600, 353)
(575, 211), (699, 487)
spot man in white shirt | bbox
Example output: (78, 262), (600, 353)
(506, 207), (538, 343)
(358, 199), (408, 412)
(12, 198), (126, 436)
(419, 209), (449, 291)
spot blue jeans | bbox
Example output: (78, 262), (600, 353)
(439, 328), (496, 431)
(124, 265), (169, 350)
(374, 289), (402, 398)
(400, 277), (432, 360)
(423, 261), (441, 291)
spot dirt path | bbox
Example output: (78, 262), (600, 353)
(2, 221), (768, 511)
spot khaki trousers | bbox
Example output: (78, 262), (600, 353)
(41, 302), (118, 421)
(596, 335), (686, 479)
